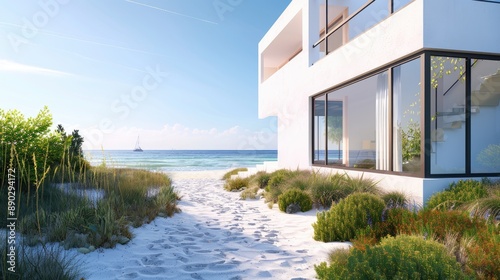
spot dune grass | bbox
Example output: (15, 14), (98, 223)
(1, 236), (83, 280)
(1, 145), (179, 277)
(222, 168), (248, 180)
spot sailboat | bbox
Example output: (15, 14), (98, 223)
(133, 136), (143, 152)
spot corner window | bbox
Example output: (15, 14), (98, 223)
(471, 59), (500, 173)
(429, 56), (467, 174)
(393, 58), (422, 173)
(313, 96), (327, 164)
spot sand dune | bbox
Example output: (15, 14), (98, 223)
(78, 171), (350, 280)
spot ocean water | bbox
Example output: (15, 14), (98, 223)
(84, 150), (277, 172)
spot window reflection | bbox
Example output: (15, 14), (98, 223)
(471, 59), (500, 173)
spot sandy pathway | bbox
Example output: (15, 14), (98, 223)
(79, 170), (349, 280)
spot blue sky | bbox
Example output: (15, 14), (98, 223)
(0, 0), (290, 150)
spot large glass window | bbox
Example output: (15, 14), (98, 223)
(326, 100), (344, 165)
(429, 57), (466, 174)
(393, 58), (421, 173)
(313, 53), (500, 176)
(347, 0), (389, 40)
(313, 71), (388, 170)
(471, 59), (500, 173)
(313, 96), (327, 164)
(316, 0), (416, 58)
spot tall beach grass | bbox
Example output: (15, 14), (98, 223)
(1, 144), (179, 278)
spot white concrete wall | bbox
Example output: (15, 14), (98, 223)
(258, 0), (500, 204)
(424, 0), (500, 54)
(259, 0), (424, 170)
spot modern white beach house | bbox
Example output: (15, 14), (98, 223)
(258, 0), (500, 205)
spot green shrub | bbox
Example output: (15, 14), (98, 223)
(47, 206), (96, 242)
(309, 173), (349, 208)
(313, 193), (385, 242)
(278, 189), (313, 213)
(352, 208), (418, 250)
(343, 173), (380, 195)
(415, 210), (487, 243)
(222, 168), (248, 180)
(465, 225), (500, 279)
(224, 177), (249, 191)
(251, 171), (271, 188)
(264, 183), (285, 207)
(315, 235), (466, 280)
(426, 179), (488, 210)
(266, 169), (297, 191)
(463, 197), (500, 224)
(282, 173), (311, 191)
(264, 170), (311, 207)
(240, 185), (260, 200)
(382, 191), (411, 209)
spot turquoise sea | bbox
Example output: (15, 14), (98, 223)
(84, 150), (277, 172)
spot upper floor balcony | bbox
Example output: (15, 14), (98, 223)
(259, 0), (416, 83)
(259, 0), (500, 83)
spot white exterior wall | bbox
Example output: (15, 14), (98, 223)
(258, 0), (500, 205)
(424, 0), (500, 54)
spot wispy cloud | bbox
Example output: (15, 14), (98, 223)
(0, 22), (167, 58)
(0, 60), (70, 76)
(124, 0), (218, 25)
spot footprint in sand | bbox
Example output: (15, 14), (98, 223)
(120, 272), (139, 279)
(168, 236), (181, 243)
(152, 239), (165, 244)
(140, 253), (164, 266)
(173, 253), (189, 263)
(183, 263), (209, 272)
(195, 249), (212, 254)
(138, 266), (165, 276)
(190, 273), (204, 280)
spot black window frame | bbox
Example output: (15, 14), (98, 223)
(311, 51), (500, 179)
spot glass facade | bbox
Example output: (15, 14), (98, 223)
(313, 96), (327, 164)
(313, 53), (500, 177)
(316, 0), (414, 57)
(313, 71), (390, 171)
(429, 57), (466, 174)
(393, 58), (422, 173)
(471, 59), (500, 173)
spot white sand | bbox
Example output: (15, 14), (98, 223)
(77, 170), (350, 280)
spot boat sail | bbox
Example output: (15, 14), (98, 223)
(133, 136), (143, 152)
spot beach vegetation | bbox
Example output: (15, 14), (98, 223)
(253, 171), (271, 188)
(1, 235), (83, 280)
(1, 107), (180, 277)
(240, 185), (260, 199)
(425, 179), (488, 211)
(313, 193), (385, 242)
(309, 173), (350, 208)
(265, 169), (301, 191)
(224, 177), (250, 192)
(381, 191), (412, 210)
(222, 167), (248, 180)
(315, 235), (467, 280)
(278, 189), (313, 213)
